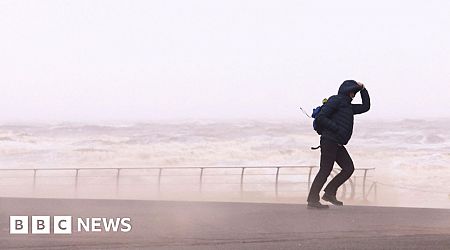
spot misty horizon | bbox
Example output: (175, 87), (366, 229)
(1, 1), (450, 122)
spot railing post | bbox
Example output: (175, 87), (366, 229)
(363, 169), (368, 200)
(33, 169), (37, 196)
(351, 175), (357, 199)
(275, 167), (280, 198)
(340, 180), (347, 200)
(374, 182), (378, 202)
(158, 168), (163, 193)
(307, 166), (314, 192)
(116, 168), (121, 196)
(199, 168), (204, 193)
(75, 169), (79, 196)
(240, 167), (245, 197)
(349, 176), (356, 200)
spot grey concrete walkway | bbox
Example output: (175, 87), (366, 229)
(0, 197), (449, 249)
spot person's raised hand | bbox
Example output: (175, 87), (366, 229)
(357, 82), (365, 90)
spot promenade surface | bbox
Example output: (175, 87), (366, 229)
(0, 197), (449, 249)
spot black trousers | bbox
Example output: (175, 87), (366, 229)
(307, 137), (355, 203)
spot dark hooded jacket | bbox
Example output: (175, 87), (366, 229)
(316, 80), (370, 145)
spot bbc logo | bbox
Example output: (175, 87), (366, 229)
(10, 216), (72, 234)
(10, 216), (132, 234)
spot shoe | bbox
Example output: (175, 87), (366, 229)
(322, 193), (344, 206)
(307, 201), (329, 209)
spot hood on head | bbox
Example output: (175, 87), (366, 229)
(338, 80), (361, 96)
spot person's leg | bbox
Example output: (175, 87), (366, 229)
(307, 138), (338, 203)
(323, 145), (355, 196)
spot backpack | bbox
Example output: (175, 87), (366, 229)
(312, 98), (328, 135)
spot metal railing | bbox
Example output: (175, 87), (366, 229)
(0, 166), (376, 200)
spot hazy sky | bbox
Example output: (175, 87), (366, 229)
(1, 0), (449, 122)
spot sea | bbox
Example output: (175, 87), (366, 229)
(0, 118), (449, 208)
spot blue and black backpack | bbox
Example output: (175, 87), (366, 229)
(312, 98), (328, 135)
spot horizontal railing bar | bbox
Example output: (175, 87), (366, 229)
(0, 182), (308, 186)
(0, 166), (314, 171)
(0, 174), (373, 178)
(0, 166), (375, 171)
(0, 174), (374, 178)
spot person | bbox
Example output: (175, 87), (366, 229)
(307, 80), (370, 209)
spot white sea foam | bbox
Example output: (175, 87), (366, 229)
(0, 119), (449, 208)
